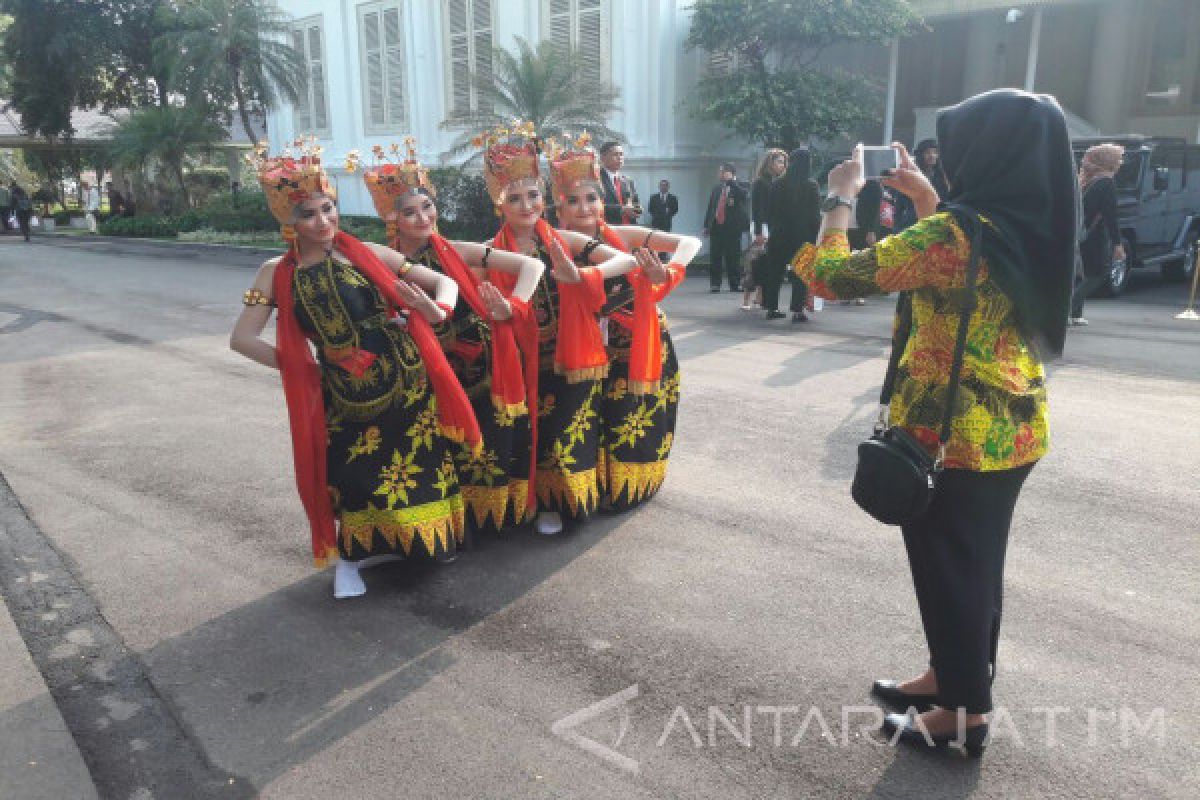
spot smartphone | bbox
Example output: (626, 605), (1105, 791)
(861, 146), (900, 180)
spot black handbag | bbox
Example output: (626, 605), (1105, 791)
(850, 214), (982, 525)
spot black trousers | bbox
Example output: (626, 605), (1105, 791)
(901, 463), (1034, 714)
(15, 210), (30, 241)
(761, 249), (807, 312)
(709, 226), (742, 290)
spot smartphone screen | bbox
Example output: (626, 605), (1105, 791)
(861, 147), (900, 180)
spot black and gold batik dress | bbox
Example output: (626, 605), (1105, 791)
(597, 273), (681, 510)
(410, 245), (533, 532)
(292, 255), (466, 560)
(530, 242), (603, 520)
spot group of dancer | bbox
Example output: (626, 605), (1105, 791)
(230, 128), (700, 598)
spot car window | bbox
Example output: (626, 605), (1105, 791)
(1150, 147), (1185, 191)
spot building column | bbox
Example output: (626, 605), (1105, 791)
(1023, 7), (1042, 91)
(1086, 0), (1139, 134)
(883, 38), (899, 143)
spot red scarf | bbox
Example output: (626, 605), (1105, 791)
(594, 222), (686, 395)
(273, 231), (481, 567)
(421, 232), (537, 507)
(492, 218), (608, 382)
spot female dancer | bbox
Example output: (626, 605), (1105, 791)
(480, 125), (637, 535)
(230, 141), (481, 599)
(355, 142), (544, 535)
(548, 136), (700, 510)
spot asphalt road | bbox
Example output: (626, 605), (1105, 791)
(1, 235), (1197, 799)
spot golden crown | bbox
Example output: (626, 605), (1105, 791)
(246, 136), (335, 241)
(546, 132), (600, 200)
(346, 138), (436, 237)
(476, 121), (543, 205)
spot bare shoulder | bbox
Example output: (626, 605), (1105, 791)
(253, 256), (282, 289)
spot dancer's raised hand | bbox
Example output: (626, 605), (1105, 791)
(634, 247), (668, 285)
(395, 279), (444, 323)
(548, 238), (582, 284)
(480, 281), (513, 321)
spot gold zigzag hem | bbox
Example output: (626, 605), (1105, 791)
(535, 467), (600, 516)
(603, 455), (669, 506)
(556, 364), (610, 383)
(460, 480), (533, 530)
(338, 495), (466, 558)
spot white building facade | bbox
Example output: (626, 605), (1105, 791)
(267, 0), (752, 236)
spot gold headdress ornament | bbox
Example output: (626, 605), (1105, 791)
(476, 120), (543, 206)
(346, 137), (436, 241)
(546, 131), (600, 202)
(245, 136), (335, 244)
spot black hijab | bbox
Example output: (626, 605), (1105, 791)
(936, 89), (1078, 357)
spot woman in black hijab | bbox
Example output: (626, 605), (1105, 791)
(762, 147), (820, 322)
(793, 89), (1077, 755)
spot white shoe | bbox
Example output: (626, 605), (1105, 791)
(535, 511), (564, 535)
(1070, 317), (1088, 326)
(333, 558), (367, 599)
(740, 304), (754, 311)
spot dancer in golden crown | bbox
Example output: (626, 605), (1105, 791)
(549, 135), (699, 510)
(480, 123), (637, 535)
(352, 140), (544, 536)
(230, 139), (481, 599)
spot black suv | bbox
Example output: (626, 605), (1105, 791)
(1073, 136), (1200, 295)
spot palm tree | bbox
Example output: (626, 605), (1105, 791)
(107, 106), (225, 210)
(156, 0), (305, 143)
(443, 37), (623, 159)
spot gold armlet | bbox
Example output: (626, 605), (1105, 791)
(243, 288), (274, 307)
(396, 256), (412, 276)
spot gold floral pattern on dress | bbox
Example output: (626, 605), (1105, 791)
(375, 448), (424, 509)
(791, 212), (1048, 471)
(406, 407), (439, 452)
(347, 426), (382, 463)
(612, 403), (653, 448)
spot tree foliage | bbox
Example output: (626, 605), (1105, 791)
(686, 0), (922, 149)
(106, 106), (225, 209)
(155, 0), (305, 142)
(442, 37), (623, 159)
(0, 0), (173, 137)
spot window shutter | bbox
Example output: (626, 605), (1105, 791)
(383, 6), (406, 127)
(307, 24), (328, 132)
(447, 0), (471, 115)
(576, 0), (602, 86)
(362, 9), (385, 128)
(547, 0), (572, 56)
(471, 0), (493, 113)
(291, 27), (311, 132)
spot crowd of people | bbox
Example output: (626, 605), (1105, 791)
(227, 88), (1096, 757)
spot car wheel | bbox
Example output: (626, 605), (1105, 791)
(1104, 236), (1132, 296)
(1162, 231), (1197, 282)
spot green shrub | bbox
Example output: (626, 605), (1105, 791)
(98, 215), (181, 238)
(339, 214), (387, 245)
(175, 211), (205, 233)
(196, 188), (276, 232)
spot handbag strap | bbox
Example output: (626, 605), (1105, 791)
(878, 213), (983, 456)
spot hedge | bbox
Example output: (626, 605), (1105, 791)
(98, 215), (181, 238)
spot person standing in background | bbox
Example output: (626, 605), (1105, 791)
(106, 181), (125, 219)
(703, 163), (749, 293)
(647, 179), (678, 231)
(1072, 143), (1125, 326)
(747, 149), (788, 310)
(599, 142), (639, 225)
(0, 182), (12, 232)
(83, 181), (101, 233)
(10, 183), (33, 242)
(762, 149), (820, 321)
(914, 139), (950, 200)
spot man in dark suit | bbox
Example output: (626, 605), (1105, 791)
(647, 179), (678, 231)
(599, 141), (639, 225)
(703, 163), (749, 292)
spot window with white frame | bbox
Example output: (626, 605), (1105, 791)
(541, 0), (608, 87)
(291, 15), (330, 136)
(358, 1), (408, 133)
(444, 0), (493, 118)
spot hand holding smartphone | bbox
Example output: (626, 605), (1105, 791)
(861, 146), (901, 180)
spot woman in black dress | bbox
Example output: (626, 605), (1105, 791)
(747, 148), (787, 310)
(1071, 143), (1125, 325)
(763, 148), (821, 322)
